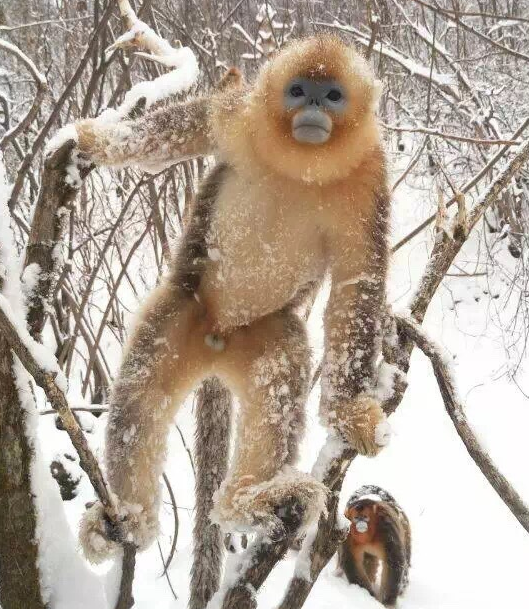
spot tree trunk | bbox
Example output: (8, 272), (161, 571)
(0, 337), (45, 609)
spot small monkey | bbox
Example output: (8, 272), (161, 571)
(338, 486), (411, 607)
(71, 36), (392, 564)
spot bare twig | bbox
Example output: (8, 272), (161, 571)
(161, 472), (179, 577)
(0, 40), (48, 152)
(383, 123), (521, 147)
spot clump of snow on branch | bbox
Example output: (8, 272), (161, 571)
(104, 0), (198, 117)
(44, 123), (78, 157)
(118, 46), (198, 117)
(293, 521), (318, 581)
(311, 430), (347, 482)
(0, 153), (25, 312)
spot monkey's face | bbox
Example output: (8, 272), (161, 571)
(283, 77), (347, 145)
(247, 36), (382, 184)
(345, 501), (378, 541)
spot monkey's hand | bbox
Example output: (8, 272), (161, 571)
(79, 500), (159, 564)
(322, 393), (391, 457)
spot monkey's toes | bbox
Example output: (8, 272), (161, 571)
(212, 468), (328, 539)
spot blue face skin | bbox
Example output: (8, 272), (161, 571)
(283, 77), (348, 144)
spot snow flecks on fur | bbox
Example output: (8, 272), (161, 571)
(79, 499), (159, 565)
(67, 44), (199, 174)
(211, 466), (328, 538)
(320, 393), (388, 457)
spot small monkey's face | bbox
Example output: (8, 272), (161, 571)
(345, 501), (378, 541)
(283, 77), (347, 145)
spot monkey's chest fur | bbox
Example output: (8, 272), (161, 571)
(196, 168), (326, 332)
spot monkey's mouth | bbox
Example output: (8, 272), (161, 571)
(353, 518), (369, 533)
(292, 110), (332, 144)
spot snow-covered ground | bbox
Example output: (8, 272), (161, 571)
(35, 143), (529, 608)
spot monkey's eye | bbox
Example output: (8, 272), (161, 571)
(327, 89), (342, 102)
(290, 85), (305, 98)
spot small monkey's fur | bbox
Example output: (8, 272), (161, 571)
(73, 36), (391, 565)
(338, 486), (411, 607)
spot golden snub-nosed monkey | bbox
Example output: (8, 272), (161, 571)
(72, 35), (391, 563)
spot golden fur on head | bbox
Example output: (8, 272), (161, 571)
(213, 35), (382, 185)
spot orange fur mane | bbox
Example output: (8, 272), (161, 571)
(211, 35), (382, 185)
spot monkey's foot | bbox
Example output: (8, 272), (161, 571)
(325, 393), (391, 457)
(79, 500), (159, 564)
(212, 467), (328, 542)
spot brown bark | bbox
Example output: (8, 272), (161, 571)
(0, 337), (45, 609)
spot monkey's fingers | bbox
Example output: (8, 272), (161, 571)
(79, 501), (122, 564)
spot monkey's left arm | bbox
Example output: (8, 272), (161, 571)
(321, 189), (390, 456)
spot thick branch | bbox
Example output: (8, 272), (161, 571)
(0, 297), (116, 519)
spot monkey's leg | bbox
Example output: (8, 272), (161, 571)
(212, 310), (327, 539)
(379, 546), (407, 607)
(339, 545), (376, 597)
(363, 552), (380, 586)
(80, 285), (208, 563)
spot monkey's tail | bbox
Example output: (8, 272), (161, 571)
(189, 378), (232, 609)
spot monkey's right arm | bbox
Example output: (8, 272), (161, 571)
(75, 96), (213, 170)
